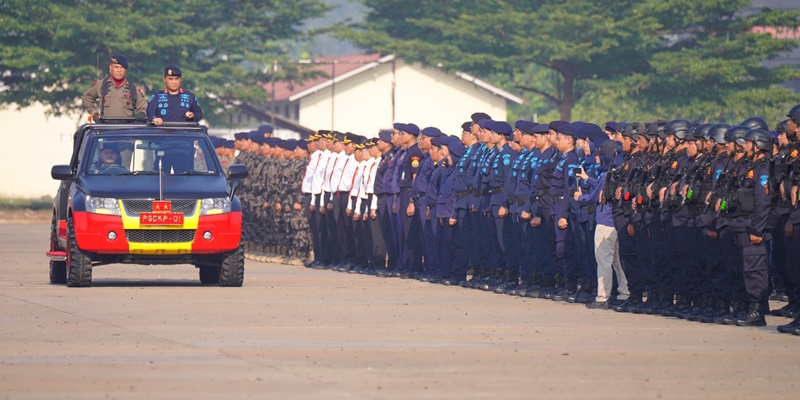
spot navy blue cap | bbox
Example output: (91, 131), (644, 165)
(265, 137), (280, 147)
(604, 122), (617, 133)
(575, 124), (603, 141)
(532, 124), (550, 134)
(296, 141), (308, 151)
(222, 140), (234, 149)
(209, 136), (222, 147)
(488, 121), (513, 137)
(520, 122), (538, 135)
(251, 135), (266, 145)
(404, 123), (420, 136)
(445, 138), (466, 159)
(471, 112), (491, 123)
(477, 119), (493, 129)
(515, 120), (532, 130)
(258, 124), (274, 134)
(248, 130), (262, 140)
(421, 127), (443, 137)
(592, 135), (609, 149)
(110, 54), (128, 69)
(164, 65), (182, 77)
(234, 132), (248, 140)
(431, 136), (447, 147)
(378, 129), (393, 143)
(549, 121), (569, 131)
(461, 121), (473, 132)
(283, 139), (298, 151)
(557, 124), (576, 136)
(393, 122), (405, 131)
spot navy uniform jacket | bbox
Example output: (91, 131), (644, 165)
(728, 157), (770, 236)
(695, 153), (729, 229)
(535, 147), (559, 215)
(551, 149), (580, 221)
(477, 146), (498, 212)
(374, 147), (396, 196)
(509, 147), (533, 214)
(468, 144), (490, 210)
(437, 164), (458, 219)
(489, 143), (516, 210)
(453, 142), (482, 210)
(387, 146), (407, 194)
(520, 147), (544, 216)
(397, 143), (423, 190)
(412, 152), (434, 205)
(424, 160), (446, 213)
(146, 88), (203, 122)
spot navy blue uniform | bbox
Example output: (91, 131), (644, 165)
(146, 88), (203, 122)
(394, 144), (423, 274)
(489, 144), (517, 279)
(451, 142), (482, 281)
(551, 149), (580, 290)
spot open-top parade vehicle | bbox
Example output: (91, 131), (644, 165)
(47, 119), (248, 287)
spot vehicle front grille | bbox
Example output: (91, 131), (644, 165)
(122, 200), (197, 216)
(126, 230), (195, 243)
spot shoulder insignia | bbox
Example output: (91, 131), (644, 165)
(411, 157), (420, 168)
(503, 156), (511, 166)
(707, 167), (711, 175)
(792, 149), (799, 158)
(671, 161), (678, 169)
(760, 175), (768, 188)
(624, 164), (629, 171)
(747, 170), (754, 179)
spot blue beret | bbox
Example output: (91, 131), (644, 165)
(575, 124), (603, 141)
(431, 136), (446, 147)
(283, 139), (298, 151)
(478, 119), (493, 129)
(110, 54), (128, 69)
(471, 112), (491, 123)
(520, 122), (538, 135)
(393, 122), (405, 131)
(404, 123), (420, 136)
(421, 127), (443, 137)
(557, 124), (576, 136)
(378, 129), (393, 142)
(592, 135), (609, 149)
(461, 121), (473, 132)
(549, 120), (569, 131)
(532, 124), (550, 134)
(222, 140), (234, 149)
(209, 136), (221, 147)
(604, 122), (617, 133)
(251, 135), (266, 145)
(515, 120), (532, 130)
(164, 65), (182, 77)
(572, 121), (588, 130)
(446, 139), (467, 159)
(488, 121), (513, 137)
(258, 124), (274, 134)
(234, 132), (248, 140)
(296, 141), (308, 151)
(248, 130), (263, 140)
(265, 137), (280, 147)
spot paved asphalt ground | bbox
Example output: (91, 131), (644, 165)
(1, 222), (798, 399)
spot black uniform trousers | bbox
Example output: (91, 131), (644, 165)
(378, 195), (397, 271)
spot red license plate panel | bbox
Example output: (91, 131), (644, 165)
(139, 212), (184, 225)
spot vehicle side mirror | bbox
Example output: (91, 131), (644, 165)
(228, 164), (248, 180)
(51, 165), (74, 180)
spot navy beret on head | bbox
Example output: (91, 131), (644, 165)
(532, 124), (550, 134)
(283, 139), (297, 151)
(471, 112), (492, 123)
(296, 140), (308, 151)
(222, 140), (234, 149)
(488, 121), (513, 137)
(604, 122), (617, 133)
(446, 139), (467, 159)
(461, 121), (473, 132)
(258, 124), (274, 134)
(421, 127), (443, 138)
(110, 54), (128, 69)
(234, 132), (248, 140)
(575, 124), (603, 141)
(248, 130), (262, 140)
(549, 120), (569, 131)
(477, 119), (493, 129)
(393, 122), (405, 131)
(557, 124), (576, 136)
(251, 134), (266, 145)
(378, 129), (393, 143)
(431, 136), (446, 147)
(404, 123), (420, 136)
(515, 120), (532, 130)
(164, 65), (182, 77)
(520, 122), (538, 135)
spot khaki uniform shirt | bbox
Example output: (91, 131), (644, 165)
(82, 77), (147, 118)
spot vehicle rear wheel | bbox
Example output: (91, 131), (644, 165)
(66, 216), (92, 287)
(49, 213), (66, 284)
(218, 245), (244, 287)
(198, 266), (220, 284)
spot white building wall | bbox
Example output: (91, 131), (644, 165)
(298, 60), (509, 138)
(0, 104), (81, 198)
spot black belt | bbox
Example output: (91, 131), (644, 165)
(552, 195), (564, 202)
(490, 187), (504, 194)
(517, 198), (526, 206)
(456, 191), (471, 200)
(508, 195), (517, 203)
(530, 194), (540, 202)
(418, 192), (426, 197)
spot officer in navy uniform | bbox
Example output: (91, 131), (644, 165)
(527, 122), (560, 298)
(394, 123), (423, 278)
(373, 129), (398, 277)
(452, 120), (484, 286)
(485, 121), (518, 292)
(411, 127), (441, 280)
(507, 122), (540, 295)
(147, 65), (203, 124)
(550, 124), (581, 301)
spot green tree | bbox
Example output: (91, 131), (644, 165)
(0, 0), (331, 126)
(341, 0), (799, 123)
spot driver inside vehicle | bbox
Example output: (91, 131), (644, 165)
(93, 143), (129, 174)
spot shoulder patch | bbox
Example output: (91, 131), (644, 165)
(411, 157), (420, 168)
(760, 175), (768, 187)
(671, 161), (678, 169)
(792, 149), (799, 158)
(503, 155), (511, 166)
(747, 170), (754, 179)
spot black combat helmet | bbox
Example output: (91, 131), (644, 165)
(740, 117), (768, 131)
(744, 129), (772, 152)
(786, 104), (800, 119)
(664, 119), (692, 139)
(708, 124), (731, 145)
(776, 119), (789, 134)
(725, 125), (749, 146)
(695, 123), (714, 141)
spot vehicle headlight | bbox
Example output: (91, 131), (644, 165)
(85, 196), (121, 216)
(200, 197), (230, 215)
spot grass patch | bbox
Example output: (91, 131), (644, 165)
(0, 196), (53, 211)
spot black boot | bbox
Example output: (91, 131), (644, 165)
(718, 299), (748, 325)
(699, 298), (729, 323)
(735, 302), (767, 327)
(613, 295), (643, 313)
(770, 298), (800, 318)
(683, 295), (709, 321)
(777, 317), (800, 334)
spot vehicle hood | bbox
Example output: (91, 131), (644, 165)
(77, 175), (230, 199)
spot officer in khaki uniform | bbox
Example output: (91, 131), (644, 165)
(82, 54), (147, 120)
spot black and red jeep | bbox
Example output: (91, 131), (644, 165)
(47, 120), (248, 287)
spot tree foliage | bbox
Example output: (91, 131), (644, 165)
(341, 0), (800, 123)
(0, 0), (330, 125)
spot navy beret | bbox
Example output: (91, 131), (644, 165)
(251, 135), (266, 145)
(258, 124), (274, 134)
(404, 123), (420, 136)
(604, 122), (617, 133)
(296, 141), (308, 151)
(477, 119), (493, 129)
(283, 139), (297, 151)
(471, 112), (492, 123)
(209, 136), (221, 147)
(600, 139), (617, 156)
(222, 139), (234, 149)
(520, 122), (538, 135)
(592, 135), (609, 149)
(557, 124), (576, 136)
(461, 121), (473, 132)
(575, 124), (603, 141)
(532, 124), (550, 134)
(393, 122), (405, 131)
(515, 120), (532, 130)
(446, 139), (466, 159)
(234, 132), (249, 140)
(378, 129), (393, 143)
(265, 137), (280, 147)
(164, 65), (182, 77)
(421, 127), (443, 137)
(549, 120), (569, 131)
(431, 136), (446, 147)
(110, 54), (128, 69)
(248, 130), (263, 140)
(488, 121), (513, 137)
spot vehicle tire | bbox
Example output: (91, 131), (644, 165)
(198, 266), (220, 284)
(218, 245), (244, 287)
(66, 216), (92, 287)
(49, 213), (67, 284)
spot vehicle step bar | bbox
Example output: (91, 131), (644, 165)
(46, 251), (67, 261)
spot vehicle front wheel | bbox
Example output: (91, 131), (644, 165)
(218, 245), (244, 287)
(66, 216), (93, 287)
(49, 213), (67, 284)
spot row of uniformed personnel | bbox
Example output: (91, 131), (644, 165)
(289, 108), (800, 335)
